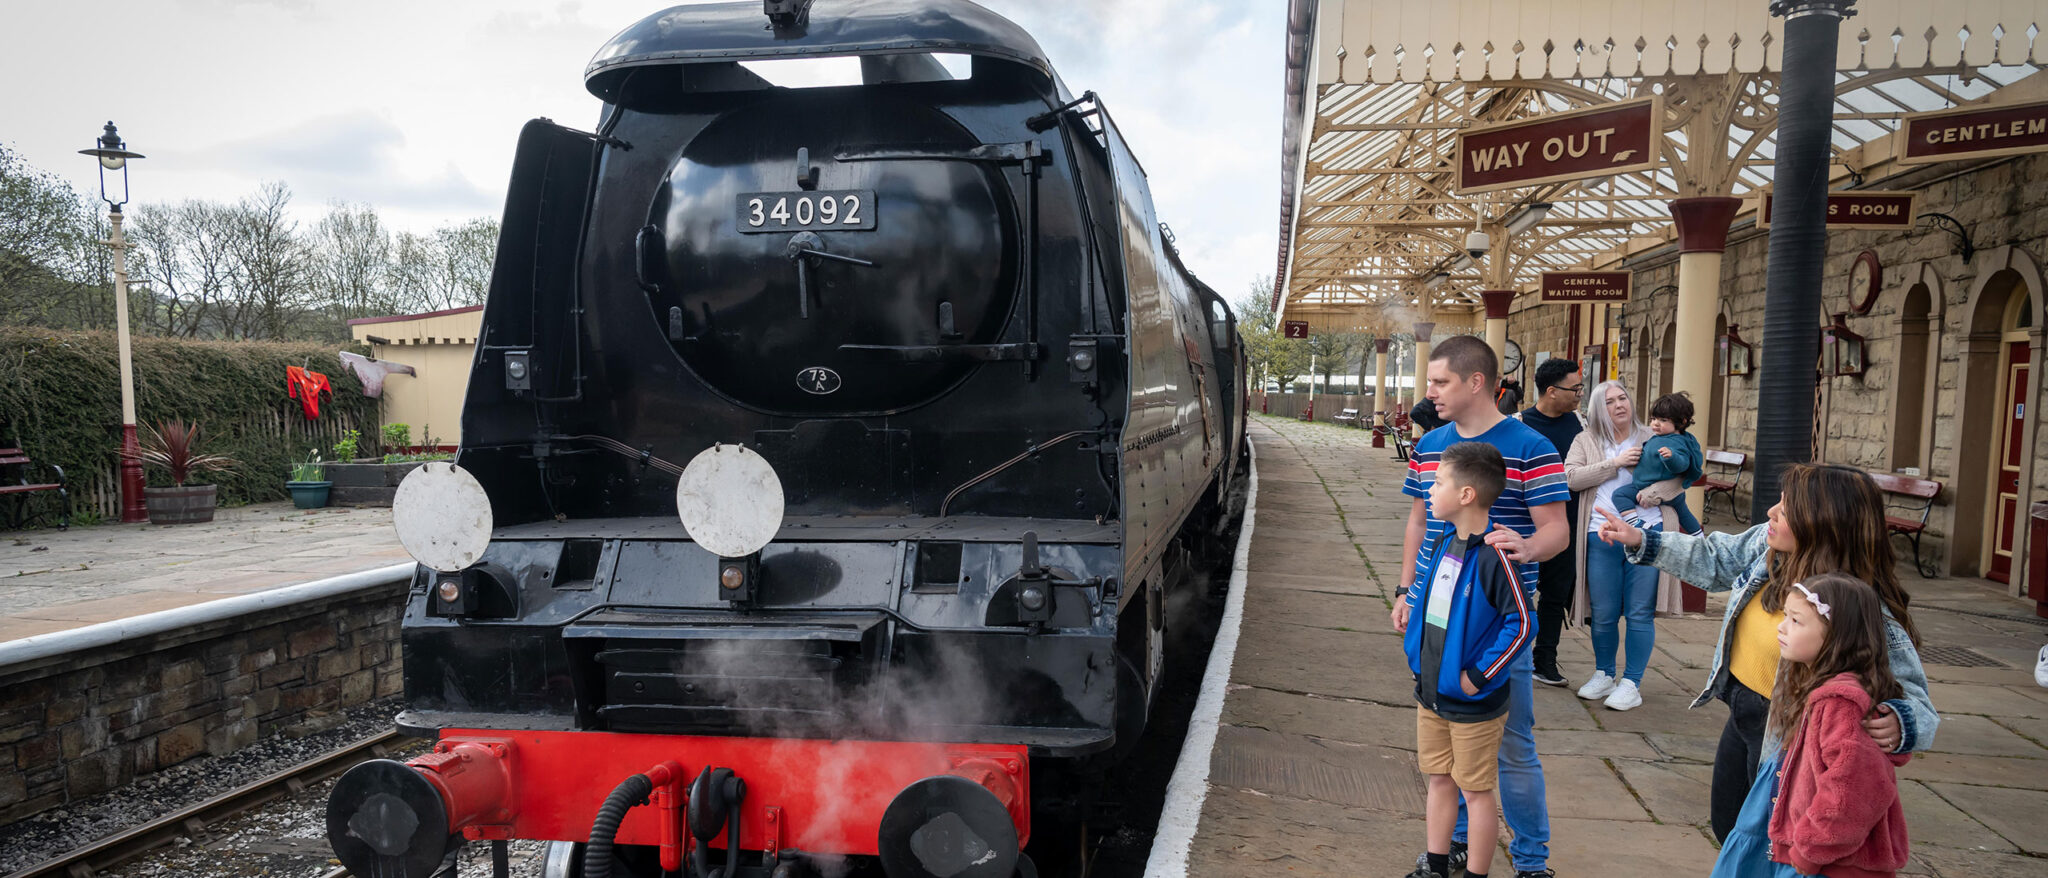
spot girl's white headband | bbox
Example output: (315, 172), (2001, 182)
(1791, 582), (1832, 620)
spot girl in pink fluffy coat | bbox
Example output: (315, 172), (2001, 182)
(1711, 573), (1913, 878)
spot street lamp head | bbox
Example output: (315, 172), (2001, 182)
(1503, 201), (1554, 236)
(79, 121), (145, 209)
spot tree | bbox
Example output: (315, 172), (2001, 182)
(392, 218), (499, 312)
(0, 143), (106, 329)
(131, 198), (237, 338)
(1306, 331), (1365, 393)
(312, 201), (395, 319)
(4, 145), (500, 339)
(1236, 276), (1309, 391)
(224, 181), (317, 340)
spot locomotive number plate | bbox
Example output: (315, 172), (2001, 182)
(735, 190), (876, 233)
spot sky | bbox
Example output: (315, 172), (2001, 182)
(0, 0), (1283, 303)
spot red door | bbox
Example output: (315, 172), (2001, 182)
(1991, 340), (2031, 583)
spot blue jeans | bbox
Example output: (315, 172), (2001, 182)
(1455, 648), (1550, 871)
(1586, 536), (1659, 683)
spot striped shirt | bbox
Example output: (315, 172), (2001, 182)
(1402, 417), (1570, 593)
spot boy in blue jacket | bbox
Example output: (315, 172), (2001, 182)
(1610, 392), (1705, 534)
(1402, 441), (1533, 878)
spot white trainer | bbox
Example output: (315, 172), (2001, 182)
(1577, 670), (1617, 701)
(2035, 645), (2048, 688)
(1605, 678), (1643, 711)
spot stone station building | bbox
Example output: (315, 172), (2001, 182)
(1273, 0), (2048, 600)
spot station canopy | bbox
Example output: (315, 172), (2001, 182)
(1276, 0), (2048, 333)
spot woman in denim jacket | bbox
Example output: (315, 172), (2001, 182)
(1593, 463), (1938, 842)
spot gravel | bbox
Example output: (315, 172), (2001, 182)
(0, 698), (413, 875)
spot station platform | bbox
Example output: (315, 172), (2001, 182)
(0, 503), (408, 643)
(1158, 415), (2048, 878)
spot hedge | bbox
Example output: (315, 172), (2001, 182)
(0, 327), (383, 521)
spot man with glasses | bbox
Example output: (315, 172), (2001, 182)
(1517, 358), (1586, 687)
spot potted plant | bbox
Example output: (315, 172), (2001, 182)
(287, 449), (330, 509)
(123, 419), (235, 525)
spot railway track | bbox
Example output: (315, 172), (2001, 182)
(5, 729), (407, 878)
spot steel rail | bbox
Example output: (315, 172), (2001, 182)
(5, 729), (408, 878)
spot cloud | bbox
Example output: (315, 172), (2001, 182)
(980, 0), (1281, 295)
(157, 111), (498, 216)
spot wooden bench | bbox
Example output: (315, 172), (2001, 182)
(0, 445), (68, 530)
(1869, 471), (1942, 578)
(1698, 449), (1748, 523)
(1332, 407), (1363, 428)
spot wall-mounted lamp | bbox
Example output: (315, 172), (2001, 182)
(1916, 212), (1975, 264)
(1719, 324), (1753, 377)
(1821, 313), (1867, 378)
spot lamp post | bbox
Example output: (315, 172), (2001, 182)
(80, 122), (148, 524)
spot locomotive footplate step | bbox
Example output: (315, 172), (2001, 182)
(565, 609), (886, 641)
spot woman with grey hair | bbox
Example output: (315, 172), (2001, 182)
(1561, 379), (1685, 710)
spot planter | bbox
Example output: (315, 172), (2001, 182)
(325, 460), (428, 507)
(286, 480), (333, 509)
(144, 484), (218, 525)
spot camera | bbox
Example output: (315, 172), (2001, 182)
(1464, 230), (1491, 261)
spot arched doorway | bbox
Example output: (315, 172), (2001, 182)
(1954, 256), (2043, 584)
(1891, 284), (1934, 472)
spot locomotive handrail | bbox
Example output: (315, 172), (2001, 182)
(938, 430), (1094, 517)
(837, 342), (1038, 362)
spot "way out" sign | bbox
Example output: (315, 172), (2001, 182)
(1456, 97), (1662, 195)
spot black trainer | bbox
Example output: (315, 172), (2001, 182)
(1533, 664), (1568, 687)
(1516, 869), (1557, 878)
(1412, 841), (1468, 873)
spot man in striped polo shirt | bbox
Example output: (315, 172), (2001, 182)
(1392, 335), (1569, 878)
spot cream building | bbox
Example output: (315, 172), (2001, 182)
(346, 306), (481, 448)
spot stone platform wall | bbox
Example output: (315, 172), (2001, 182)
(0, 581), (406, 824)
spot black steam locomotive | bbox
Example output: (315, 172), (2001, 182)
(327, 2), (1246, 876)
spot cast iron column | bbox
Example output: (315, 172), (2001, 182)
(110, 207), (147, 523)
(1754, 0), (1854, 521)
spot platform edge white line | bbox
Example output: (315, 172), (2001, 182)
(1141, 437), (1258, 878)
(0, 562), (417, 671)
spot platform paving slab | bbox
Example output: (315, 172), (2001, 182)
(0, 503), (403, 643)
(1181, 416), (2048, 877)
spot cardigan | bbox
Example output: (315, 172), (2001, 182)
(1561, 428), (1688, 623)
(1768, 673), (1913, 878)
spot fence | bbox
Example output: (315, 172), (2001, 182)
(0, 328), (384, 522)
(1256, 391), (1407, 423)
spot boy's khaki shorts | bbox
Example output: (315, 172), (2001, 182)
(1415, 705), (1507, 792)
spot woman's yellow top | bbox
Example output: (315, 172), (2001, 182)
(1728, 595), (1786, 697)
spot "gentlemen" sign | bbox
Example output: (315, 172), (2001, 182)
(1899, 99), (2048, 165)
(1540, 270), (1632, 303)
(1757, 191), (1918, 230)
(1457, 97), (1662, 194)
